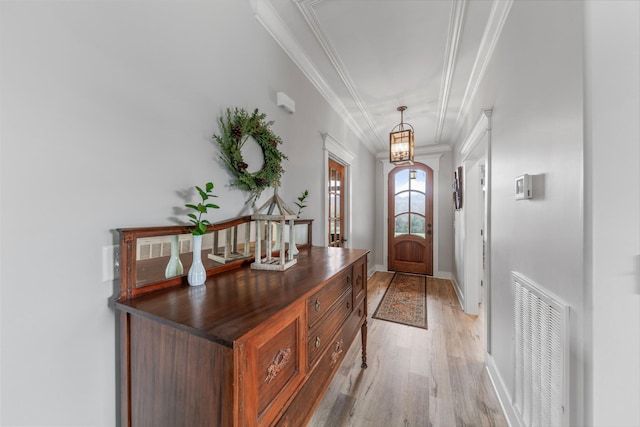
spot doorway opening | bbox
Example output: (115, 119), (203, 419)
(388, 163), (433, 275)
(328, 158), (345, 248)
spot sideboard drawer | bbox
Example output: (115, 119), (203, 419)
(307, 289), (352, 368)
(307, 267), (353, 328)
(276, 299), (364, 427)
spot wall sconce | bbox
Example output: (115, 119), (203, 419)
(389, 106), (414, 165)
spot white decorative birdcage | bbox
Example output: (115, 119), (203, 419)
(251, 189), (298, 271)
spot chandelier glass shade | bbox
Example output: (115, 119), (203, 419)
(389, 106), (414, 165)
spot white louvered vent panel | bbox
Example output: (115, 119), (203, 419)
(513, 272), (569, 427)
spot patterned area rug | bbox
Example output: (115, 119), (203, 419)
(373, 273), (427, 329)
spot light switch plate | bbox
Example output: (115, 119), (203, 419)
(102, 245), (120, 281)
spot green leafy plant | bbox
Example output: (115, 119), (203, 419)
(213, 107), (288, 205)
(185, 182), (219, 236)
(294, 189), (309, 218)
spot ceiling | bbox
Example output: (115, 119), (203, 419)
(252, 0), (512, 155)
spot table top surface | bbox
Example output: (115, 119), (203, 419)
(116, 246), (368, 347)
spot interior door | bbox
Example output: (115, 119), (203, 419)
(328, 158), (345, 247)
(388, 164), (433, 275)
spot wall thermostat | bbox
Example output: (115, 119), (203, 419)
(515, 174), (532, 200)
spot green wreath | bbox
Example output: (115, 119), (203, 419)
(213, 107), (288, 204)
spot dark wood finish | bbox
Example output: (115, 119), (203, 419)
(388, 163), (434, 275)
(307, 267), (351, 328)
(116, 244), (368, 426)
(237, 301), (306, 426)
(308, 290), (352, 368)
(118, 217), (313, 300)
(353, 256), (367, 306)
(276, 298), (366, 426)
(128, 314), (234, 426)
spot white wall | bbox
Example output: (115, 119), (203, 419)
(0, 1), (375, 425)
(584, 1), (640, 425)
(455, 1), (585, 425)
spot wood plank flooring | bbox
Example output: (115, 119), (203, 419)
(307, 272), (507, 427)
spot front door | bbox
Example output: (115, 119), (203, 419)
(328, 158), (345, 247)
(388, 164), (433, 275)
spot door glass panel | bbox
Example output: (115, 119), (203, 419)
(395, 169), (409, 193)
(329, 219), (335, 245)
(410, 214), (426, 237)
(410, 191), (425, 215)
(395, 213), (409, 236)
(412, 170), (426, 192)
(330, 193), (335, 217)
(395, 191), (409, 214)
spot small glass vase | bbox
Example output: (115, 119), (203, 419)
(188, 234), (206, 286)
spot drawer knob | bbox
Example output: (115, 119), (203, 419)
(346, 276), (351, 285)
(346, 301), (351, 309)
(358, 308), (363, 317)
(315, 336), (321, 348)
(314, 299), (321, 311)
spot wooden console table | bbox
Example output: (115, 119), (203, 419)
(115, 219), (368, 426)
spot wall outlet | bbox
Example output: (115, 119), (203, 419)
(102, 245), (121, 282)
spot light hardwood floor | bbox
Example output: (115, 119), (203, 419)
(307, 271), (508, 427)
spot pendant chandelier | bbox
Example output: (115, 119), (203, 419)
(389, 105), (414, 165)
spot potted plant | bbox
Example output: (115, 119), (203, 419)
(294, 189), (309, 218)
(185, 182), (219, 286)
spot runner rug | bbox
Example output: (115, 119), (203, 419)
(373, 273), (427, 329)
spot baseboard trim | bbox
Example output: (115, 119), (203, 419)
(372, 264), (386, 274)
(450, 276), (465, 310)
(486, 354), (521, 427)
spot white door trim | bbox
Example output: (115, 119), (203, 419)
(460, 108), (492, 351)
(323, 133), (354, 247)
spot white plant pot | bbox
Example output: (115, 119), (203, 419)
(188, 234), (206, 286)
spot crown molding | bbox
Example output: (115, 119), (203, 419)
(250, 0), (371, 149)
(460, 108), (492, 157)
(296, 0), (387, 151)
(453, 0), (513, 138)
(435, 0), (467, 144)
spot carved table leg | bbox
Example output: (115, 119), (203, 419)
(360, 319), (368, 369)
